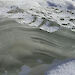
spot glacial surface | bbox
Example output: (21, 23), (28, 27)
(0, 0), (75, 75)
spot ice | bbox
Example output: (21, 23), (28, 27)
(0, 0), (75, 32)
(47, 60), (75, 75)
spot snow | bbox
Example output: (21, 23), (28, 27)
(47, 60), (75, 75)
(0, 0), (75, 32)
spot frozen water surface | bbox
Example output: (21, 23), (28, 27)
(0, 0), (75, 75)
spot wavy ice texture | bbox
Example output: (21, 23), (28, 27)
(47, 60), (75, 75)
(0, 0), (75, 32)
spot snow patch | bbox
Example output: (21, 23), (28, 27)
(47, 60), (75, 75)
